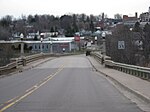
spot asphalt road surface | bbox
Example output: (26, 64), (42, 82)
(0, 55), (143, 112)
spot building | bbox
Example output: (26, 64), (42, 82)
(26, 41), (74, 53)
(0, 35), (86, 54)
(123, 13), (139, 27)
(140, 7), (150, 22)
(0, 40), (79, 54)
(140, 12), (150, 22)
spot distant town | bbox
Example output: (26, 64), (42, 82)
(0, 7), (149, 40)
(0, 7), (150, 67)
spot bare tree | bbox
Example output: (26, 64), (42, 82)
(0, 26), (11, 40)
(106, 25), (135, 64)
(142, 23), (150, 66)
(114, 13), (122, 19)
(0, 15), (12, 27)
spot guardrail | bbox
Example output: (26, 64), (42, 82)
(0, 61), (16, 73)
(0, 53), (77, 75)
(91, 52), (150, 81)
(0, 54), (44, 75)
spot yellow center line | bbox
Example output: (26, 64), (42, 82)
(0, 65), (65, 112)
(5, 96), (18, 104)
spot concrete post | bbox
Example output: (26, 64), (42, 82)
(102, 39), (106, 55)
(40, 38), (43, 53)
(22, 57), (26, 66)
(50, 41), (53, 54)
(21, 42), (24, 57)
(40, 43), (43, 53)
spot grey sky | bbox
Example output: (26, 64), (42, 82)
(0, 0), (150, 18)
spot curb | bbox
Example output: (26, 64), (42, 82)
(87, 56), (150, 104)
(97, 69), (150, 104)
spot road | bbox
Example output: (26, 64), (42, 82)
(0, 55), (143, 112)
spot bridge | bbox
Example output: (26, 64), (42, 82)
(0, 52), (149, 112)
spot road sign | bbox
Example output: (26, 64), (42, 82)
(74, 36), (80, 42)
(118, 41), (125, 49)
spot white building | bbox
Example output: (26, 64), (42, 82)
(140, 7), (150, 22)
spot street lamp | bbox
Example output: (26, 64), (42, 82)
(20, 33), (24, 57)
(49, 37), (53, 53)
(40, 37), (43, 53)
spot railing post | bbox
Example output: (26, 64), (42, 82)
(22, 57), (26, 66)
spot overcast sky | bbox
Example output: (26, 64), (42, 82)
(0, 0), (150, 19)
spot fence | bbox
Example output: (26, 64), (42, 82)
(91, 52), (150, 81)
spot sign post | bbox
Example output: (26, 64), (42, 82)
(74, 36), (80, 51)
(74, 36), (80, 42)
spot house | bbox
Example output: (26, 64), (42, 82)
(123, 13), (139, 27)
(26, 32), (40, 39)
(140, 7), (150, 22)
(140, 12), (150, 22)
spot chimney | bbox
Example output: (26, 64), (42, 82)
(102, 13), (104, 20)
(135, 12), (138, 18)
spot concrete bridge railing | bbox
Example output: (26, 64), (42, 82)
(91, 52), (150, 81)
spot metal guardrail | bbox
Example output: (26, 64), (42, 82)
(0, 53), (80, 75)
(0, 53), (51, 75)
(0, 61), (16, 72)
(91, 52), (150, 81)
(0, 54), (44, 75)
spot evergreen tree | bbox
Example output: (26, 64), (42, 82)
(133, 22), (141, 32)
(90, 21), (94, 32)
(33, 35), (38, 41)
(143, 23), (150, 32)
(143, 23), (150, 65)
(50, 27), (54, 32)
(72, 14), (78, 33)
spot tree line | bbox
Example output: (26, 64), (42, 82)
(106, 22), (150, 66)
(0, 14), (105, 40)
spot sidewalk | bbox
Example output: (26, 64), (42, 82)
(88, 56), (150, 105)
